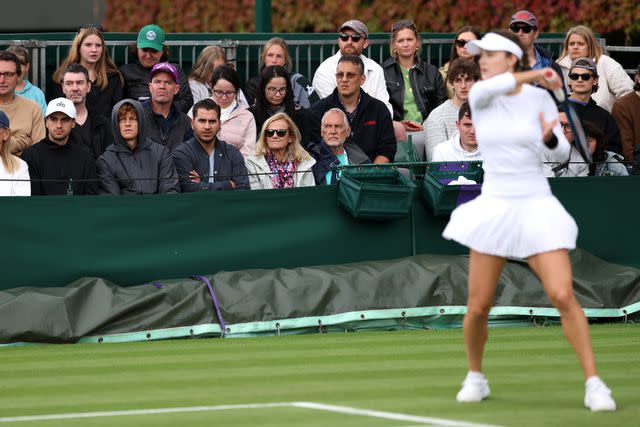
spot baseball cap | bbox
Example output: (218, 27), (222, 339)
(45, 98), (76, 119)
(137, 24), (165, 51)
(0, 111), (9, 128)
(509, 10), (538, 28)
(467, 32), (523, 60)
(338, 20), (369, 38)
(571, 57), (598, 74)
(150, 62), (179, 83)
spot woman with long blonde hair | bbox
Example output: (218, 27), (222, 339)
(52, 26), (123, 118)
(557, 25), (633, 112)
(245, 112), (315, 189)
(0, 111), (30, 196)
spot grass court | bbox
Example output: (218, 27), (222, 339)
(0, 324), (638, 426)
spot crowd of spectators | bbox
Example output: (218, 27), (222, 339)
(0, 10), (637, 196)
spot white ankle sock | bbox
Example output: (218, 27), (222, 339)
(466, 371), (485, 381)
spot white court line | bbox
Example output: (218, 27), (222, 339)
(293, 402), (501, 427)
(0, 401), (502, 427)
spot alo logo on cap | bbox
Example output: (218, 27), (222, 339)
(146, 30), (157, 41)
(56, 101), (66, 107)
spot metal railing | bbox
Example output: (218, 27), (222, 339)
(3, 35), (633, 96)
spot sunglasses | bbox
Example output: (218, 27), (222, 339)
(339, 33), (363, 43)
(335, 71), (360, 80)
(509, 24), (534, 34)
(266, 128), (288, 137)
(455, 39), (471, 48)
(560, 122), (572, 131)
(568, 72), (593, 81)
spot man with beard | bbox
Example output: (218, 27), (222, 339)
(172, 98), (249, 192)
(312, 19), (392, 115)
(22, 98), (98, 195)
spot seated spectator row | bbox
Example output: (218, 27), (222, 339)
(0, 10), (638, 197)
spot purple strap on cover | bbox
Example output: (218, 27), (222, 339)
(456, 185), (482, 206)
(151, 281), (164, 289)
(193, 275), (227, 335)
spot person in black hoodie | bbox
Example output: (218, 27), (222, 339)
(97, 99), (179, 195)
(22, 98), (98, 196)
(308, 55), (396, 163)
(61, 63), (112, 159)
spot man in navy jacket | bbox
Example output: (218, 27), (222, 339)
(308, 55), (396, 164)
(172, 99), (249, 192)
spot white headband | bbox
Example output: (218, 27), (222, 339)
(466, 32), (523, 60)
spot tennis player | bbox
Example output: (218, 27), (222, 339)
(442, 30), (616, 412)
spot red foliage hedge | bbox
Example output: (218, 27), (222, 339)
(104, 0), (640, 42)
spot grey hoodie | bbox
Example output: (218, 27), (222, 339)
(96, 99), (180, 195)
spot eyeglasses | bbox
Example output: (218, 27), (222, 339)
(391, 20), (416, 33)
(338, 33), (363, 43)
(509, 24), (534, 34)
(212, 89), (237, 98)
(266, 86), (287, 96)
(560, 122), (572, 131)
(266, 128), (288, 137)
(0, 72), (16, 79)
(455, 39), (471, 48)
(335, 71), (360, 80)
(568, 72), (593, 81)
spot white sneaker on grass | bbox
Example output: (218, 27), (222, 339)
(456, 371), (490, 403)
(584, 377), (616, 412)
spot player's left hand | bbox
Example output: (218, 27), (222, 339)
(539, 112), (557, 143)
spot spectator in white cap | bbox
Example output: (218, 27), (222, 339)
(119, 24), (194, 114)
(442, 29), (616, 412)
(0, 110), (30, 196)
(142, 62), (193, 152)
(312, 19), (392, 116)
(21, 98), (98, 195)
(508, 10), (564, 87)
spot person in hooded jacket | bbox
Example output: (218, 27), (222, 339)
(96, 99), (179, 195)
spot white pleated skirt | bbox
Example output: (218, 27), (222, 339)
(442, 192), (578, 259)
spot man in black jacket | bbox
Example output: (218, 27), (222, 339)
(143, 62), (193, 152)
(308, 55), (396, 164)
(567, 58), (623, 155)
(61, 63), (112, 159)
(172, 98), (249, 192)
(22, 98), (98, 196)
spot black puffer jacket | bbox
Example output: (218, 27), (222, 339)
(382, 58), (447, 122)
(96, 99), (179, 195)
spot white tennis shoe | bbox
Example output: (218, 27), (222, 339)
(456, 372), (490, 403)
(584, 377), (616, 412)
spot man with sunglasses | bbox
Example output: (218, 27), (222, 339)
(308, 55), (396, 164)
(509, 10), (564, 87)
(0, 51), (45, 156)
(567, 58), (622, 155)
(312, 20), (393, 116)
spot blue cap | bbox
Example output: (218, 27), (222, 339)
(0, 110), (9, 128)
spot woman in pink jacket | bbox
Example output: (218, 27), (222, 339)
(189, 65), (256, 158)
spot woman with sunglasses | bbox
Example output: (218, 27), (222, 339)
(557, 25), (633, 112)
(245, 112), (315, 190)
(443, 30), (616, 412)
(188, 65), (256, 159)
(248, 65), (310, 146)
(244, 37), (319, 109)
(440, 26), (481, 99)
(382, 19), (446, 160)
(51, 26), (123, 119)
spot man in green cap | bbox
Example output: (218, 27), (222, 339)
(119, 24), (193, 114)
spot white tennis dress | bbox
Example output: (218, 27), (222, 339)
(442, 73), (577, 258)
